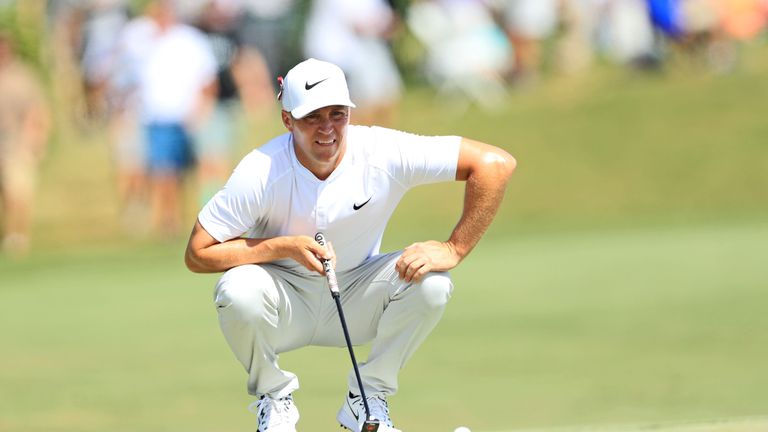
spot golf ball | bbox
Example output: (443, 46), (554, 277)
(454, 427), (471, 432)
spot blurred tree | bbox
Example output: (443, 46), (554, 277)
(0, 0), (46, 72)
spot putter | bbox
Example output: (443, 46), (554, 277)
(315, 232), (380, 432)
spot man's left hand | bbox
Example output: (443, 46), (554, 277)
(395, 240), (461, 282)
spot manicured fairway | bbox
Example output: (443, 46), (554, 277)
(1, 221), (766, 431)
(499, 416), (768, 432)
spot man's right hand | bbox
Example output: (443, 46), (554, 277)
(283, 235), (336, 275)
(185, 220), (336, 274)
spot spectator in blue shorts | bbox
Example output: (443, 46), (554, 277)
(135, 0), (217, 236)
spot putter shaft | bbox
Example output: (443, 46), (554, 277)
(315, 233), (378, 430)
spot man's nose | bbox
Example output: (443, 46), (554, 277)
(318, 117), (333, 132)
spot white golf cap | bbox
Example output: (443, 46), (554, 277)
(279, 58), (356, 119)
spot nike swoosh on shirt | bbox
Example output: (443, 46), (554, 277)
(353, 197), (372, 211)
(305, 78), (328, 90)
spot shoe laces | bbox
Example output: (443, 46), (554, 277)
(363, 395), (393, 427)
(249, 394), (296, 430)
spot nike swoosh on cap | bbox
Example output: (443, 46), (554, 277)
(305, 78), (328, 90)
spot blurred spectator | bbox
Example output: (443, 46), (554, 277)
(558, 0), (658, 73)
(495, 0), (560, 85)
(647, 0), (718, 56)
(600, 0), (657, 67)
(700, 0), (768, 72)
(304, 0), (403, 125)
(648, 0), (685, 37)
(0, 32), (51, 257)
(78, 0), (131, 124)
(45, 0), (90, 134)
(647, 0), (757, 72)
(679, 0), (729, 70)
(406, 0), (512, 110)
(108, 4), (156, 231)
(192, 0), (247, 206)
(680, 0), (720, 38)
(718, 0), (768, 40)
(557, 0), (604, 75)
(237, 0), (302, 82)
(228, 42), (275, 117)
(135, 0), (217, 237)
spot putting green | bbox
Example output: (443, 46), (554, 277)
(500, 417), (768, 432)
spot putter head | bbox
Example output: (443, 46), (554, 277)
(362, 418), (380, 431)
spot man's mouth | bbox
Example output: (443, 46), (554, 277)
(316, 139), (336, 145)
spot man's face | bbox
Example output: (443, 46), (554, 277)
(282, 105), (350, 179)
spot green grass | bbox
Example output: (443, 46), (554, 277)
(1, 221), (767, 431)
(508, 416), (768, 432)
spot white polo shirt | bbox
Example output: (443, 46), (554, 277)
(137, 24), (216, 123)
(199, 125), (461, 273)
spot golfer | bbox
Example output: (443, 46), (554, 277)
(185, 58), (516, 432)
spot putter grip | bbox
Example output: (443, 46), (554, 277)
(314, 232), (339, 294)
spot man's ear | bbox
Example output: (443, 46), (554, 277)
(281, 110), (293, 130)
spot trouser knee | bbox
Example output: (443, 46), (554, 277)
(214, 265), (277, 322)
(413, 272), (453, 311)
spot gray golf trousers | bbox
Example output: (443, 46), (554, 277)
(213, 251), (453, 399)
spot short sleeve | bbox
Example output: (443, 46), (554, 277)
(197, 155), (265, 242)
(371, 126), (461, 188)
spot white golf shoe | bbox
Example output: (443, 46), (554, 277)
(337, 392), (402, 432)
(248, 394), (299, 431)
